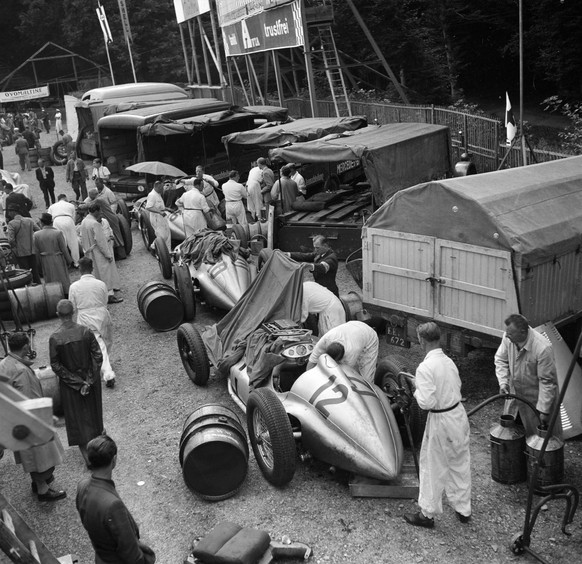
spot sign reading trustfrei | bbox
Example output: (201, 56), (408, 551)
(173, 0), (211, 24)
(0, 85), (50, 103)
(217, 0), (303, 56)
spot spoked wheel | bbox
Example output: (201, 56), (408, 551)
(139, 210), (155, 253)
(173, 263), (195, 321)
(50, 140), (68, 165)
(247, 388), (296, 487)
(176, 324), (210, 385)
(154, 236), (172, 279)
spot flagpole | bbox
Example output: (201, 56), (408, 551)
(519, 0), (527, 165)
(104, 40), (115, 85)
(126, 36), (137, 83)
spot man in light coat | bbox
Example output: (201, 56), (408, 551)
(246, 161), (263, 221)
(0, 332), (66, 501)
(48, 194), (80, 268)
(306, 320), (379, 383)
(301, 281), (346, 336)
(69, 257), (116, 388)
(80, 203), (122, 304)
(495, 313), (561, 438)
(222, 170), (247, 225)
(145, 181), (171, 251)
(404, 321), (471, 528)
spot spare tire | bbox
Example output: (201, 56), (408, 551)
(117, 215), (133, 255)
(50, 140), (69, 166)
(116, 199), (130, 223)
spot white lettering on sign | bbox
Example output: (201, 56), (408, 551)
(336, 160), (360, 174)
(241, 19), (260, 48)
(228, 33), (238, 46)
(264, 18), (289, 37)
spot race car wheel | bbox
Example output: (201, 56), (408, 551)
(173, 263), (195, 321)
(231, 223), (248, 248)
(374, 355), (410, 390)
(118, 214), (133, 255)
(116, 199), (130, 224)
(50, 140), (68, 166)
(138, 210), (155, 253)
(154, 237), (172, 280)
(177, 323), (210, 385)
(247, 388), (296, 487)
(257, 248), (274, 271)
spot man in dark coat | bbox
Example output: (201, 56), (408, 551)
(290, 234), (339, 296)
(33, 213), (72, 294)
(6, 212), (41, 284)
(35, 158), (56, 207)
(76, 435), (156, 563)
(4, 183), (33, 220)
(0, 333), (66, 501)
(49, 299), (103, 462)
(65, 151), (88, 201)
(14, 134), (31, 172)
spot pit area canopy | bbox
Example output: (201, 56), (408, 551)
(269, 123), (451, 205)
(222, 116), (367, 148)
(366, 156), (582, 267)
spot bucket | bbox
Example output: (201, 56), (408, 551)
(526, 426), (564, 493)
(340, 291), (363, 321)
(8, 282), (64, 322)
(36, 366), (63, 417)
(489, 414), (526, 484)
(179, 404), (249, 501)
(137, 281), (183, 332)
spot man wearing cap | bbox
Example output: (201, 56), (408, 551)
(66, 152), (88, 201)
(222, 170), (248, 226)
(48, 194), (80, 268)
(33, 213), (72, 294)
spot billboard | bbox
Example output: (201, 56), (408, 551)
(0, 85), (50, 103)
(222, 1), (303, 56)
(174, 0), (211, 24)
(216, 0), (295, 27)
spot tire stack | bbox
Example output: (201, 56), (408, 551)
(228, 221), (268, 251)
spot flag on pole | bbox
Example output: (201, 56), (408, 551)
(96, 3), (113, 43)
(505, 92), (517, 145)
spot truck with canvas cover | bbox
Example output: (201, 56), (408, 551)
(362, 156), (582, 358)
(222, 115), (368, 191)
(268, 123), (451, 258)
(75, 82), (190, 158)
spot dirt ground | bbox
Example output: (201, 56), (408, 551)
(1, 132), (582, 564)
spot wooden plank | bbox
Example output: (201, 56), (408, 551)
(349, 465), (419, 498)
(325, 202), (368, 221)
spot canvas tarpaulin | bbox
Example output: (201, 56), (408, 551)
(365, 156), (582, 267)
(222, 116), (367, 149)
(200, 251), (306, 367)
(268, 123), (451, 205)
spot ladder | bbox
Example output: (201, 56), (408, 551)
(316, 25), (352, 117)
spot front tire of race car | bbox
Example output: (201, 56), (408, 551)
(247, 388), (296, 487)
(139, 210), (156, 253)
(177, 323), (210, 386)
(173, 263), (195, 321)
(154, 236), (172, 279)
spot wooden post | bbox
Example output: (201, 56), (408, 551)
(233, 57), (251, 106)
(188, 20), (201, 86)
(226, 58), (236, 104)
(244, 55), (257, 105)
(273, 50), (284, 107)
(179, 22), (192, 84)
(208, 2), (225, 86)
(198, 16), (212, 85)
(247, 54), (265, 105)
(291, 48), (300, 96)
(300, 0), (317, 117)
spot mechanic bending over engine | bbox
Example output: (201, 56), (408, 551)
(301, 281), (345, 336)
(306, 321), (378, 383)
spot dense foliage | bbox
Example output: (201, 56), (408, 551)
(1, 0), (581, 104)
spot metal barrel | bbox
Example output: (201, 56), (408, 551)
(526, 426), (564, 493)
(489, 414), (527, 484)
(136, 281), (183, 332)
(8, 282), (64, 322)
(179, 404), (249, 502)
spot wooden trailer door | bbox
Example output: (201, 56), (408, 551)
(434, 239), (518, 335)
(363, 229), (434, 318)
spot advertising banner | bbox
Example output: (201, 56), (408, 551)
(173, 0), (211, 24)
(222, 2), (303, 56)
(216, 0), (295, 27)
(0, 85), (50, 103)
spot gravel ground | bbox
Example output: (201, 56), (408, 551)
(1, 133), (581, 564)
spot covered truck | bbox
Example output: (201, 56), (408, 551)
(268, 123), (451, 258)
(362, 155), (582, 356)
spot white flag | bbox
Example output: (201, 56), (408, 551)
(96, 4), (113, 43)
(505, 92), (517, 145)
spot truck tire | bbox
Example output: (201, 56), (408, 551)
(177, 324), (210, 385)
(50, 140), (68, 166)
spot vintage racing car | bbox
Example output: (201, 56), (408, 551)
(177, 251), (404, 487)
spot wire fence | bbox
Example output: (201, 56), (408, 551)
(230, 90), (575, 173)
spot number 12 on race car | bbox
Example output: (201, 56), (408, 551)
(309, 373), (376, 419)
